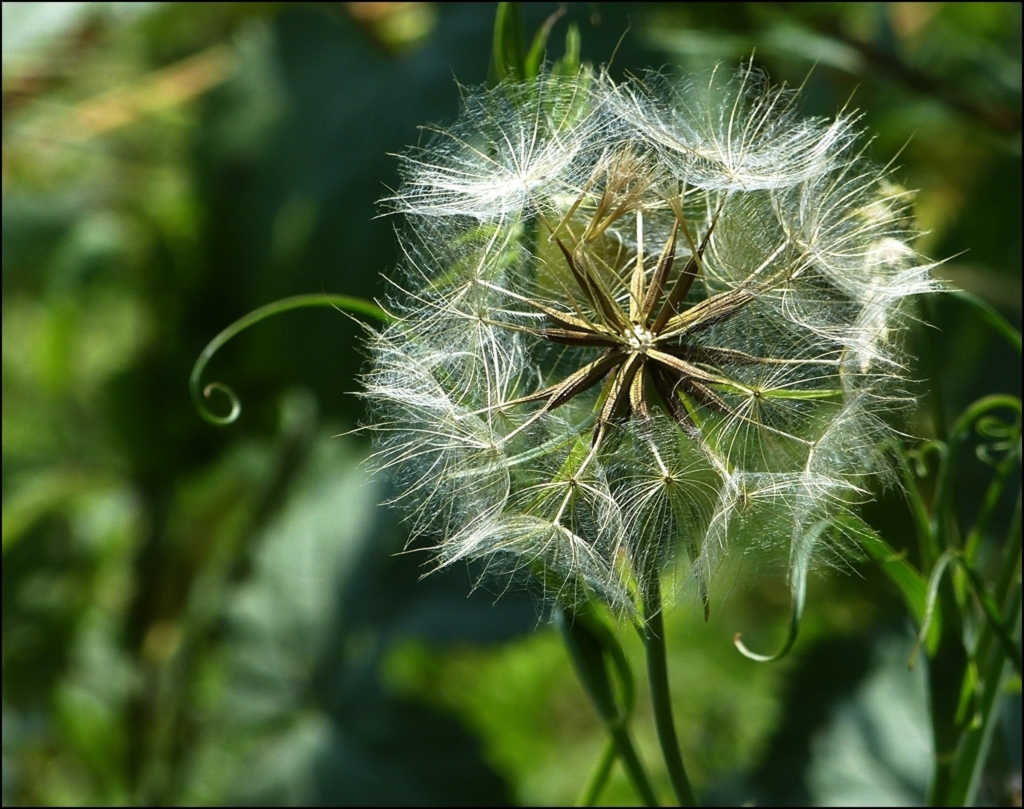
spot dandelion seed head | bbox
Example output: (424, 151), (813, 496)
(364, 61), (936, 617)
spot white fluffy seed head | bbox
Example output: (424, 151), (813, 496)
(386, 71), (611, 221)
(364, 62), (938, 618)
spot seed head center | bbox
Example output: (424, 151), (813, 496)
(626, 322), (655, 354)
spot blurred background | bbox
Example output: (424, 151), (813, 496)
(2, 3), (1020, 805)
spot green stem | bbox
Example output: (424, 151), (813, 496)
(577, 739), (616, 807)
(917, 295), (949, 442)
(963, 444), (1020, 565)
(951, 289), (1023, 355)
(605, 723), (660, 807)
(925, 605), (968, 806)
(189, 293), (391, 425)
(946, 582), (1020, 807)
(893, 443), (943, 571)
(972, 494), (1023, 668)
(557, 607), (661, 807)
(959, 558), (1022, 676)
(948, 496), (1022, 807)
(642, 580), (698, 806)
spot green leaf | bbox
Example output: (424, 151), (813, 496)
(959, 557), (1022, 676)
(488, 2), (525, 87)
(735, 519), (824, 663)
(524, 7), (566, 80)
(846, 514), (943, 655)
(210, 435), (512, 806)
(952, 288), (1023, 355)
(954, 521), (1020, 805)
(555, 23), (581, 77)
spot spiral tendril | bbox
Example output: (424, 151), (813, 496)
(190, 294), (392, 426)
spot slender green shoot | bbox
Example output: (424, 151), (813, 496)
(557, 606), (661, 807)
(577, 739), (616, 807)
(641, 580), (698, 806)
(951, 289), (1022, 355)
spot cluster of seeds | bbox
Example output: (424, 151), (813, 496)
(364, 63), (936, 617)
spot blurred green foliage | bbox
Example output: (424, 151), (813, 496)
(2, 3), (1020, 805)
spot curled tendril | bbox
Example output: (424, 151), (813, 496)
(956, 397), (1021, 468)
(975, 409), (1022, 466)
(190, 294), (392, 426)
(907, 439), (947, 479)
(934, 395), (1023, 505)
(200, 382), (241, 426)
(976, 414), (1021, 442)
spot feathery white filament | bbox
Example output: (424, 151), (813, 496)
(364, 62), (937, 616)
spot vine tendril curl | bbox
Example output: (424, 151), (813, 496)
(190, 294), (392, 426)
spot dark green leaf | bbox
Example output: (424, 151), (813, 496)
(488, 2), (525, 87)
(845, 514), (942, 654)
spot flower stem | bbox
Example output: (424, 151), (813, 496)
(642, 579), (698, 806)
(917, 295), (948, 442)
(946, 494), (1022, 806)
(577, 738), (616, 806)
(556, 606), (661, 807)
(605, 721), (660, 807)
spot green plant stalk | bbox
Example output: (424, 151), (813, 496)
(603, 721), (660, 807)
(926, 478), (969, 802)
(557, 607), (661, 807)
(959, 558), (1022, 675)
(917, 295), (965, 806)
(971, 494), (1022, 670)
(924, 522), (969, 807)
(577, 739), (616, 807)
(950, 585), (1024, 806)
(924, 400), (1022, 804)
(946, 581), (1021, 807)
(893, 444), (943, 571)
(925, 577), (969, 807)
(923, 399), (1016, 803)
(642, 579), (698, 807)
(915, 547), (1022, 682)
(963, 444), (1021, 565)
(951, 289), (1023, 355)
(947, 495), (1022, 808)
(917, 295), (949, 442)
